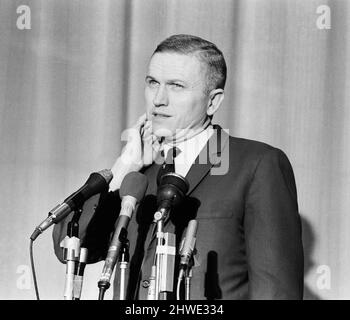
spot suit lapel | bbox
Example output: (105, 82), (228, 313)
(185, 125), (229, 195)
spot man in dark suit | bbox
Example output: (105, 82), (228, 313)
(53, 34), (304, 299)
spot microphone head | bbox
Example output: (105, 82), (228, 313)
(98, 169), (114, 184)
(84, 169), (113, 190)
(157, 172), (189, 208)
(69, 169), (113, 204)
(179, 219), (198, 267)
(186, 219), (198, 239)
(180, 219), (198, 254)
(120, 171), (149, 202)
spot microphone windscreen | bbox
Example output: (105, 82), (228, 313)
(69, 169), (113, 203)
(98, 169), (114, 184)
(120, 172), (148, 201)
(185, 219), (198, 242)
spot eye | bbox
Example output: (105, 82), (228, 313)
(170, 83), (184, 89)
(146, 78), (159, 88)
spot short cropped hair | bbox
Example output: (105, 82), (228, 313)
(153, 34), (227, 94)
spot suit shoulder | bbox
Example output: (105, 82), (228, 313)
(225, 135), (294, 168)
(226, 135), (295, 177)
(228, 136), (280, 157)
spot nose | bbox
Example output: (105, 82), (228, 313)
(153, 85), (168, 107)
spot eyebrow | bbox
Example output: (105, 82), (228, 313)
(145, 75), (186, 84)
(145, 75), (156, 81)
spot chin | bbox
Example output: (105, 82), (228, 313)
(152, 124), (174, 138)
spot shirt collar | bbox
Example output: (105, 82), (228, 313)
(163, 125), (214, 165)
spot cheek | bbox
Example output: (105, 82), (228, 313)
(174, 110), (190, 125)
(172, 96), (205, 121)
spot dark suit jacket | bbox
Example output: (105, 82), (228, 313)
(53, 125), (304, 299)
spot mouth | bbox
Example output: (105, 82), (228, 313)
(152, 112), (172, 118)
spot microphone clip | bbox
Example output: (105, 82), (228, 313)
(60, 207), (85, 300)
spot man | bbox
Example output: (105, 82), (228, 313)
(53, 34), (304, 299)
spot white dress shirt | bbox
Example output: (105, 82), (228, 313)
(162, 126), (214, 177)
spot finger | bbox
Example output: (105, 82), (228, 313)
(134, 113), (147, 128)
(143, 123), (152, 134)
(144, 119), (152, 129)
(142, 124), (153, 139)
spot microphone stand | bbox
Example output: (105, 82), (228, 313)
(148, 172), (189, 300)
(154, 210), (165, 301)
(184, 269), (192, 300)
(62, 208), (82, 300)
(118, 228), (129, 300)
(184, 259), (194, 300)
(149, 208), (176, 300)
(176, 258), (194, 300)
(73, 247), (88, 300)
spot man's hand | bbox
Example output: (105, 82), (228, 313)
(109, 114), (161, 191)
(120, 113), (161, 170)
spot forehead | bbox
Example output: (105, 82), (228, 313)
(147, 52), (206, 82)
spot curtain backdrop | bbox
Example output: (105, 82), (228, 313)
(0, 0), (349, 299)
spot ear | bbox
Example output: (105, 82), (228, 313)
(206, 89), (224, 117)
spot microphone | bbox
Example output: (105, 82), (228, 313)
(73, 247), (88, 300)
(62, 235), (80, 300)
(155, 172), (189, 222)
(178, 219), (198, 277)
(98, 171), (148, 296)
(176, 220), (198, 300)
(30, 169), (113, 241)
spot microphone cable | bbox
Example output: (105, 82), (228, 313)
(176, 272), (184, 300)
(29, 239), (40, 300)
